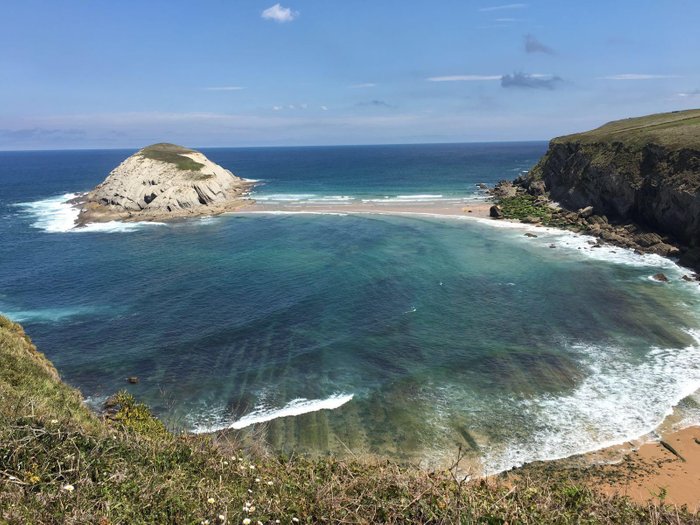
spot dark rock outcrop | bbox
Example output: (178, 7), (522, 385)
(522, 110), (700, 249)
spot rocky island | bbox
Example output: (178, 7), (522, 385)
(75, 143), (254, 225)
(492, 109), (700, 271)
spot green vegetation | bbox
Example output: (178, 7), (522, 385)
(555, 108), (700, 150)
(1, 314), (698, 524)
(496, 194), (581, 230)
(139, 143), (207, 172)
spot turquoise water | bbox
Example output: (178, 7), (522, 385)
(1, 144), (699, 473)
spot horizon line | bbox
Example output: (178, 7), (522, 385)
(0, 138), (550, 153)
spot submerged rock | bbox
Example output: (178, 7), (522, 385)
(652, 273), (669, 282)
(75, 143), (254, 224)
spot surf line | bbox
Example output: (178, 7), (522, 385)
(229, 393), (354, 429)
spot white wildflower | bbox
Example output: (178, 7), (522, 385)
(62, 484), (75, 492)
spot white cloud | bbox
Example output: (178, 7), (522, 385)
(203, 86), (245, 91)
(272, 106), (282, 111)
(320, 106), (328, 111)
(479, 3), (527, 12)
(599, 74), (680, 80)
(427, 75), (501, 82)
(677, 90), (700, 97)
(350, 83), (376, 88)
(261, 3), (298, 23)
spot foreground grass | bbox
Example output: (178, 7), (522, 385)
(1, 315), (698, 524)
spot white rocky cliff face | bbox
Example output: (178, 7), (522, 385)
(76, 144), (254, 224)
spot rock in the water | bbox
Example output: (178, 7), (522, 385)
(524, 232), (538, 238)
(127, 376), (139, 384)
(635, 232), (664, 248)
(76, 143), (254, 224)
(489, 205), (504, 218)
(652, 273), (669, 282)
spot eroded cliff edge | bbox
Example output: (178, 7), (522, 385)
(510, 109), (700, 269)
(75, 143), (254, 224)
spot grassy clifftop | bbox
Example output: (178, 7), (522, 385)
(554, 109), (700, 150)
(138, 143), (205, 172)
(1, 315), (697, 524)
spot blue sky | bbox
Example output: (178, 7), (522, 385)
(1, 0), (699, 149)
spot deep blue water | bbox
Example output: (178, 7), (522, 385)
(1, 143), (700, 473)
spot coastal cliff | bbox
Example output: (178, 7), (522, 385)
(502, 109), (700, 269)
(76, 143), (253, 224)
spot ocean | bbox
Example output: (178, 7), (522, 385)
(1, 142), (700, 474)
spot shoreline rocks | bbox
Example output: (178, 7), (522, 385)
(490, 109), (700, 276)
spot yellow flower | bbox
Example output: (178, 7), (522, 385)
(208, 497), (216, 504)
(267, 481), (274, 486)
(62, 484), (75, 492)
(242, 519), (251, 525)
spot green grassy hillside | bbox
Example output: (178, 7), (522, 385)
(1, 315), (697, 524)
(555, 109), (700, 150)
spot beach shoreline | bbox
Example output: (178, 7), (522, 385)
(238, 198), (494, 218)
(512, 424), (700, 512)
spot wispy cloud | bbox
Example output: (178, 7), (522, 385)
(261, 3), (298, 23)
(203, 86), (245, 91)
(501, 72), (562, 90)
(525, 34), (554, 54)
(350, 83), (376, 88)
(427, 75), (501, 82)
(677, 89), (700, 97)
(479, 3), (527, 12)
(357, 100), (395, 108)
(599, 74), (680, 80)
(320, 105), (329, 111)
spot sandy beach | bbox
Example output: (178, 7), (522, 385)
(587, 426), (700, 510)
(242, 199), (494, 218)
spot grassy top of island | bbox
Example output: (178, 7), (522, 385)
(138, 143), (206, 172)
(553, 108), (700, 150)
(1, 314), (697, 524)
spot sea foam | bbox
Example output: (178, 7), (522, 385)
(14, 194), (166, 233)
(192, 393), (354, 433)
(481, 329), (700, 475)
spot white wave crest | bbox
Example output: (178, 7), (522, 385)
(231, 393), (354, 429)
(192, 393), (354, 433)
(14, 194), (166, 233)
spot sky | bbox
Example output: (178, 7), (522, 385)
(1, 0), (699, 150)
